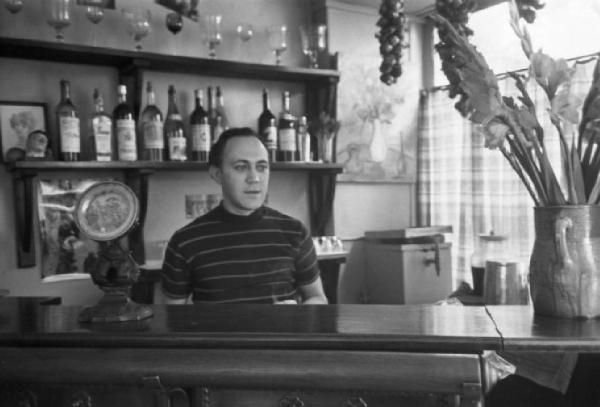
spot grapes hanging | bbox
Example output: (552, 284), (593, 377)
(376, 0), (406, 85)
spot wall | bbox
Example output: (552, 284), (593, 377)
(0, 0), (314, 305)
(320, 0), (423, 302)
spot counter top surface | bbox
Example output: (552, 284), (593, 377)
(3, 298), (600, 353)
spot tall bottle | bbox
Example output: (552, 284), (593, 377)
(113, 84), (138, 161)
(140, 81), (164, 161)
(297, 116), (311, 162)
(213, 116), (225, 145)
(258, 88), (277, 162)
(164, 85), (187, 161)
(215, 86), (229, 130)
(190, 88), (210, 162)
(277, 91), (297, 162)
(56, 79), (80, 161)
(207, 86), (217, 144)
(90, 89), (113, 161)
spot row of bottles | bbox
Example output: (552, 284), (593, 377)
(57, 80), (313, 163)
(258, 89), (312, 163)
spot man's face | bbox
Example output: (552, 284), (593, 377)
(211, 136), (270, 216)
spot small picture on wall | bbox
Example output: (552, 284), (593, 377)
(185, 193), (221, 219)
(0, 101), (48, 162)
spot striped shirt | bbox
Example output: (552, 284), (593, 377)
(161, 204), (320, 304)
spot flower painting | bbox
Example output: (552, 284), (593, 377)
(336, 54), (418, 182)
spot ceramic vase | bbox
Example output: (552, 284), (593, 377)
(529, 205), (600, 318)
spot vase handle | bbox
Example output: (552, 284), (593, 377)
(555, 215), (574, 268)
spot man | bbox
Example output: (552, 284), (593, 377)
(161, 127), (328, 305)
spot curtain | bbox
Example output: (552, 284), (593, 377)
(417, 58), (597, 289)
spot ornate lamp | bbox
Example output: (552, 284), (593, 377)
(74, 181), (153, 323)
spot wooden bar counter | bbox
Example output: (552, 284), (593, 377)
(2, 298), (599, 407)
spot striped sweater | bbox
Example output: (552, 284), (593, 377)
(161, 204), (320, 304)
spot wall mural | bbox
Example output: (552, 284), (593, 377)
(336, 55), (418, 183)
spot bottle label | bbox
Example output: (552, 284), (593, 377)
(116, 119), (137, 161)
(191, 124), (211, 152)
(279, 128), (297, 151)
(59, 117), (80, 153)
(92, 116), (112, 161)
(143, 121), (164, 149)
(169, 137), (187, 161)
(263, 126), (278, 150)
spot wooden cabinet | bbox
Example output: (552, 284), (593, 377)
(0, 37), (343, 268)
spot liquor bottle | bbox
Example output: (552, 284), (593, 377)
(164, 85), (187, 161)
(90, 89), (113, 161)
(190, 88), (210, 162)
(215, 86), (229, 130)
(207, 86), (217, 144)
(140, 81), (164, 161)
(277, 91), (297, 162)
(213, 116), (225, 145)
(258, 88), (277, 162)
(56, 79), (80, 161)
(113, 84), (138, 161)
(297, 116), (311, 162)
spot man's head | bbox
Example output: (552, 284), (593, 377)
(208, 127), (270, 216)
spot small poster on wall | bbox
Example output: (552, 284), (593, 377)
(37, 178), (105, 282)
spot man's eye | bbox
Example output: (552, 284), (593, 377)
(257, 164), (269, 172)
(234, 164), (248, 171)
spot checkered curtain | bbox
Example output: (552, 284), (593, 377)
(417, 58), (597, 289)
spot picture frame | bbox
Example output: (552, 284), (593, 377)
(0, 101), (48, 163)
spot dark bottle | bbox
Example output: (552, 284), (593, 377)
(215, 86), (229, 130)
(90, 88), (113, 161)
(258, 88), (277, 162)
(190, 89), (211, 162)
(140, 81), (164, 161)
(277, 91), (297, 162)
(56, 79), (80, 161)
(113, 84), (137, 161)
(164, 85), (186, 161)
(207, 86), (217, 144)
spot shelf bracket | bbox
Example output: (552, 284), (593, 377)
(12, 169), (37, 268)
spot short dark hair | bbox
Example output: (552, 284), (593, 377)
(208, 127), (261, 167)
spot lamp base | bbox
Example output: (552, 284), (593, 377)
(78, 291), (153, 323)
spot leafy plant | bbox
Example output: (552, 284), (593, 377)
(431, 0), (600, 206)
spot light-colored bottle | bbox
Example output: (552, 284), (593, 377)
(297, 116), (311, 162)
(90, 89), (113, 161)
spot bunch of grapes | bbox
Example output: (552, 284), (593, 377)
(515, 0), (545, 23)
(376, 0), (406, 86)
(435, 0), (476, 37)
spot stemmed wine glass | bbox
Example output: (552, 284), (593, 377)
(4, 0), (24, 14)
(205, 14), (222, 59)
(299, 24), (327, 68)
(235, 23), (254, 61)
(267, 25), (287, 65)
(122, 8), (152, 51)
(85, 6), (104, 47)
(166, 12), (183, 55)
(44, 0), (72, 42)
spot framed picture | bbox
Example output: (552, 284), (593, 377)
(0, 101), (48, 162)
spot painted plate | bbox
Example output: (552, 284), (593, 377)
(74, 181), (139, 241)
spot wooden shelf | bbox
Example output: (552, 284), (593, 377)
(6, 160), (344, 174)
(0, 37), (340, 84)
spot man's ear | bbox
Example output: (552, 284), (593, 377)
(208, 165), (222, 184)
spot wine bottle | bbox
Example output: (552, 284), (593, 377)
(190, 88), (210, 162)
(90, 89), (113, 161)
(297, 116), (311, 162)
(207, 86), (217, 144)
(277, 91), (297, 162)
(113, 84), (138, 161)
(258, 88), (277, 162)
(140, 81), (164, 161)
(164, 85), (187, 161)
(215, 86), (229, 130)
(56, 79), (80, 161)
(213, 115), (225, 145)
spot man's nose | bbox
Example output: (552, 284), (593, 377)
(246, 168), (260, 182)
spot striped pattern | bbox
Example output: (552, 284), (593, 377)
(162, 204), (319, 304)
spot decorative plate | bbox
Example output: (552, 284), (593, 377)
(74, 181), (139, 241)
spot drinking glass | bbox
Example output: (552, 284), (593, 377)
(205, 14), (222, 59)
(267, 25), (287, 65)
(44, 0), (72, 42)
(299, 24), (327, 68)
(122, 8), (152, 51)
(166, 12), (183, 35)
(85, 6), (104, 24)
(235, 23), (253, 61)
(4, 0), (24, 14)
